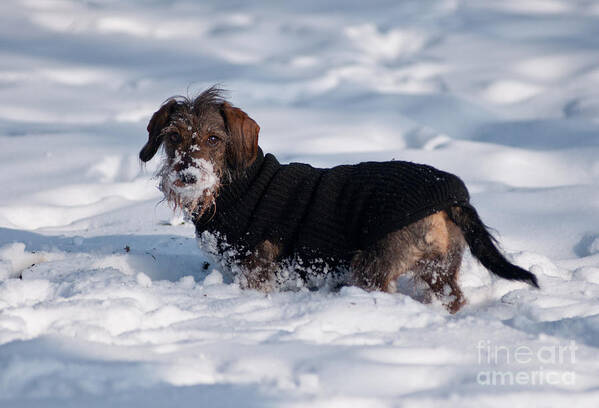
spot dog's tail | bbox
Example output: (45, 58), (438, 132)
(448, 205), (539, 288)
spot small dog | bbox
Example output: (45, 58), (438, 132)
(140, 86), (538, 313)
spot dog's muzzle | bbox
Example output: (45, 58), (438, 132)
(174, 171), (197, 187)
(158, 158), (219, 216)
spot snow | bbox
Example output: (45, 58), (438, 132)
(1, 0), (599, 406)
(158, 153), (218, 216)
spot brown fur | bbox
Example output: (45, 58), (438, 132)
(350, 209), (466, 313)
(140, 87), (259, 217)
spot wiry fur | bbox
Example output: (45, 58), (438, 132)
(140, 86), (250, 219)
(141, 86), (538, 314)
(157, 154), (220, 218)
(351, 211), (467, 313)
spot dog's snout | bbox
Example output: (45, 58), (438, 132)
(179, 172), (197, 185)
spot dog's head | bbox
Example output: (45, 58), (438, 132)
(139, 86), (260, 218)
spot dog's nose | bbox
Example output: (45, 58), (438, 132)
(179, 173), (197, 185)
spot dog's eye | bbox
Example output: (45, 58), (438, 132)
(168, 132), (182, 144)
(207, 135), (221, 146)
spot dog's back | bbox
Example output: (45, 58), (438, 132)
(196, 150), (471, 267)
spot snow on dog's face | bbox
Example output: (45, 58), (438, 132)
(157, 151), (219, 218)
(139, 86), (260, 219)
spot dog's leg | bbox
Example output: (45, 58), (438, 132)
(350, 217), (430, 292)
(350, 211), (467, 313)
(415, 211), (466, 313)
(240, 240), (281, 292)
(417, 248), (466, 313)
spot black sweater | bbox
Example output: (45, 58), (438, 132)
(195, 149), (470, 270)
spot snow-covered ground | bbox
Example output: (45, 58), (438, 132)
(1, 0), (599, 406)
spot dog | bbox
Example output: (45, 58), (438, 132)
(140, 86), (538, 313)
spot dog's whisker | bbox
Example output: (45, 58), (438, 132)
(204, 198), (218, 223)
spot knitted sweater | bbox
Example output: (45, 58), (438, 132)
(195, 149), (470, 270)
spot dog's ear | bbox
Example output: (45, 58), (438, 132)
(140, 99), (178, 162)
(220, 102), (260, 170)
